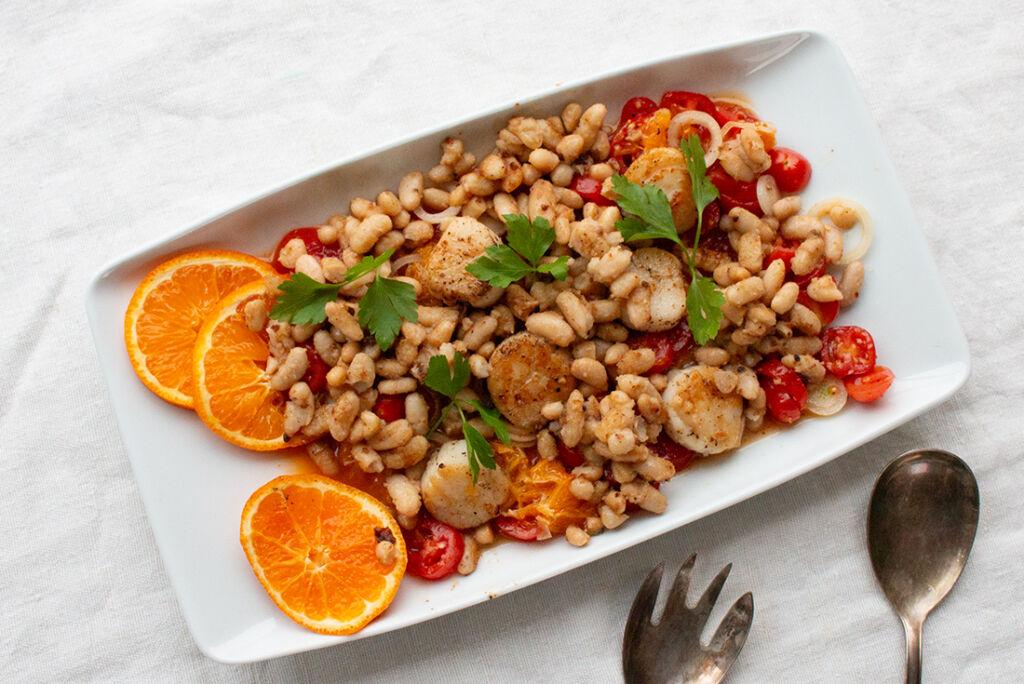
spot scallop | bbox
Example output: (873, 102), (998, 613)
(624, 147), (697, 231)
(662, 365), (744, 454)
(621, 247), (688, 331)
(420, 440), (511, 529)
(486, 331), (577, 429)
(418, 216), (499, 304)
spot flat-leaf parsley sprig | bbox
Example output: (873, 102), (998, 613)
(466, 214), (569, 288)
(269, 248), (417, 351)
(609, 134), (725, 345)
(424, 352), (511, 484)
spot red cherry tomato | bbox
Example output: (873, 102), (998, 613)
(404, 517), (464, 580)
(619, 96), (659, 123)
(271, 227), (343, 273)
(845, 366), (894, 403)
(768, 147), (813, 194)
(300, 345), (328, 394)
(570, 175), (615, 207)
(757, 359), (808, 424)
(659, 91), (718, 117)
(372, 394), (406, 423)
(496, 516), (541, 542)
(649, 434), (697, 475)
(628, 323), (696, 374)
(712, 101), (760, 127)
(556, 441), (585, 469)
(706, 163), (762, 215)
(699, 199), (721, 237)
(797, 291), (840, 326)
(820, 326), (877, 378)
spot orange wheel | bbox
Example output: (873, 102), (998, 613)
(124, 250), (274, 408)
(240, 474), (406, 635)
(192, 281), (308, 451)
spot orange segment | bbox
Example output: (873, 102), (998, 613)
(240, 474), (406, 635)
(124, 250), (274, 408)
(193, 281), (308, 451)
(496, 444), (596, 536)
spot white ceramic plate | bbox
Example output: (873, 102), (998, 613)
(86, 30), (968, 663)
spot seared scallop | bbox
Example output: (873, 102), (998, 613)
(487, 331), (577, 429)
(624, 147), (697, 231)
(621, 247), (688, 331)
(662, 365), (743, 454)
(420, 440), (511, 529)
(419, 216), (499, 304)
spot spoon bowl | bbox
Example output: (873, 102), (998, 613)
(867, 449), (979, 683)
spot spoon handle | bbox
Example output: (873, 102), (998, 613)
(903, 619), (923, 684)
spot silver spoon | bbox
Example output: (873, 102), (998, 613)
(867, 449), (979, 683)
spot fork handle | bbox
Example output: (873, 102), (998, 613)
(902, 618), (922, 684)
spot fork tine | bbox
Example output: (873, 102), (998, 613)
(706, 592), (754, 673)
(661, 553), (697, 618)
(692, 562), (732, 623)
(624, 563), (664, 642)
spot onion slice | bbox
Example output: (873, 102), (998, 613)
(807, 197), (874, 265)
(390, 253), (422, 274)
(666, 111), (722, 167)
(805, 374), (848, 416)
(414, 204), (460, 224)
(756, 174), (779, 216)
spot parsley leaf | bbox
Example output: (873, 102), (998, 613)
(465, 245), (534, 288)
(686, 275), (726, 345)
(466, 214), (569, 288)
(270, 274), (342, 326)
(611, 175), (681, 245)
(424, 352), (511, 484)
(424, 352), (471, 400)
(611, 134), (727, 346)
(357, 276), (417, 351)
(269, 247), (416, 351)
(504, 214), (555, 266)
(344, 249), (393, 284)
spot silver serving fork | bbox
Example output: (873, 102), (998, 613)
(623, 555), (754, 684)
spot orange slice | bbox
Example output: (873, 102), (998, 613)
(125, 250), (274, 408)
(192, 280), (309, 450)
(240, 474), (406, 635)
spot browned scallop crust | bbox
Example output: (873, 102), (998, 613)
(487, 332), (577, 429)
(418, 217), (497, 305)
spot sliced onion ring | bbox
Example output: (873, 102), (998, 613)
(413, 204), (460, 224)
(805, 374), (848, 416)
(711, 94), (758, 113)
(391, 253), (422, 274)
(666, 111), (722, 167)
(756, 174), (779, 216)
(807, 197), (874, 265)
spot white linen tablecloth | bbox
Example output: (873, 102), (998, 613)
(2, 1), (1022, 681)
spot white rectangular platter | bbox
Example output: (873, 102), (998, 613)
(86, 30), (969, 663)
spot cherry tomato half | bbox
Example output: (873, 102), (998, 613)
(649, 433), (697, 475)
(496, 516), (541, 542)
(712, 101), (760, 127)
(820, 326), (877, 378)
(271, 227), (342, 273)
(845, 366), (895, 403)
(706, 163), (762, 215)
(757, 359), (808, 424)
(797, 291), (840, 326)
(570, 175), (615, 207)
(628, 323), (696, 374)
(619, 96), (659, 123)
(659, 90), (718, 117)
(768, 147), (812, 194)
(404, 517), (464, 580)
(300, 345), (329, 394)
(556, 441), (585, 469)
(372, 394), (406, 423)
